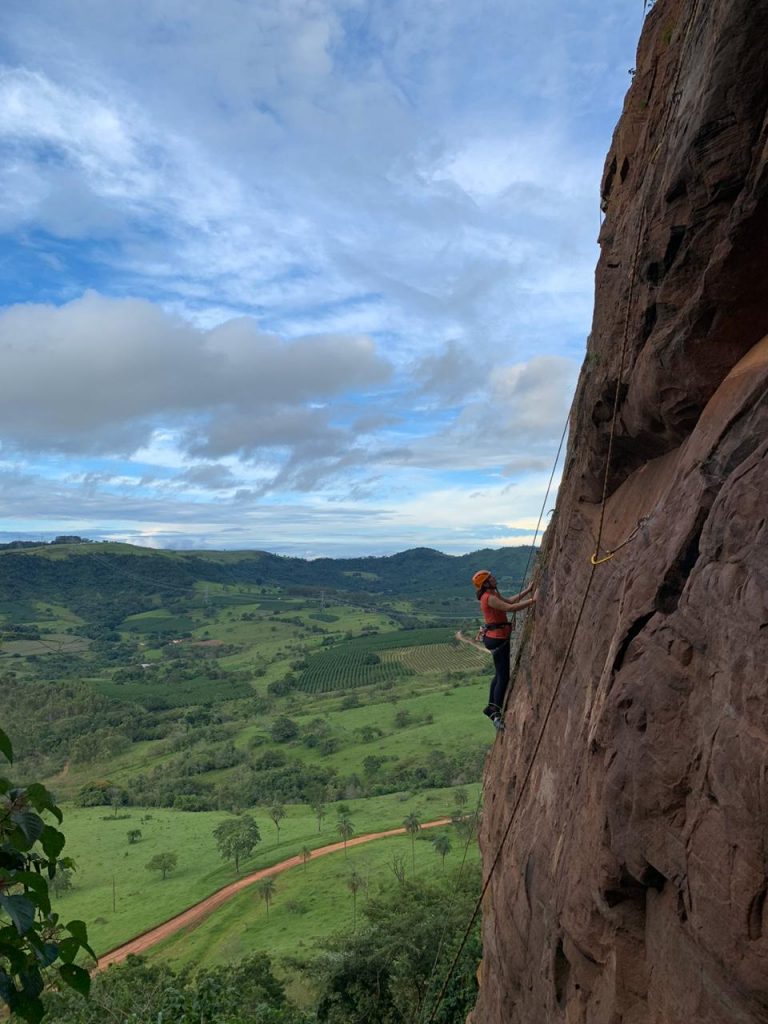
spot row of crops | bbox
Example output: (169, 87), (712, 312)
(294, 628), (482, 694)
(294, 650), (414, 694)
(383, 642), (486, 675)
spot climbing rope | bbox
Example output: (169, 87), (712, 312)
(414, 783), (486, 1024)
(422, 4), (704, 1017)
(590, 514), (652, 565)
(522, 412), (570, 584)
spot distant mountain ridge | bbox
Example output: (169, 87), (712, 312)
(0, 541), (535, 624)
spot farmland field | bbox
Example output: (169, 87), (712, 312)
(293, 628), (464, 693)
(0, 633), (90, 656)
(121, 612), (197, 634)
(383, 642), (486, 674)
(294, 650), (413, 693)
(92, 672), (254, 707)
(339, 627), (456, 650)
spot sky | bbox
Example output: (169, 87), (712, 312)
(0, 0), (643, 557)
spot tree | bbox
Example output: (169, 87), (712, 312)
(258, 877), (277, 919)
(270, 715), (299, 743)
(432, 833), (452, 871)
(0, 725), (94, 1023)
(454, 787), (469, 809)
(106, 785), (124, 817)
(337, 816), (354, 857)
(403, 813), (421, 875)
(269, 802), (286, 844)
(346, 870), (364, 931)
(311, 873), (481, 1024)
(389, 852), (407, 885)
(301, 845), (312, 871)
(50, 866), (75, 896)
(362, 755), (383, 778)
(127, 828), (142, 844)
(311, 797), (326, 833)
(213, 814), (261, 874)
(146, 851), (178, 880)
(44, 952), (306, 1023)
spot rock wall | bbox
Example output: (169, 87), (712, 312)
(472, 1), (768, 1021)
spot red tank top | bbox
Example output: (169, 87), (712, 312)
(480, 592), (511, 638)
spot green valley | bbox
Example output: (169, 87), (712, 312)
(1, 539), (532, 1021)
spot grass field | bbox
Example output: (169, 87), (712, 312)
(121, 611), (197, 634)
(151, 827), (481, 973)
(52, 786), (481, 956)
(1, 634), (90, 656)
(92, 672), (254, 707)
(44, 671), (493, 808)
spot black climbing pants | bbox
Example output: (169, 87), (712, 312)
(484, 636), (511, 711)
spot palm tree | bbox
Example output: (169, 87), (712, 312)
(432, 833), (452, 871)
(300, 845), (312, 871)
(257, 877), (276, 919)
(347, 870), (364, 931)
(403, 813), (421, 875)
(337, 816), (354, 857)
(454, 788), (468, 809)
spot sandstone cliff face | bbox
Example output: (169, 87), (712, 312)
(472, 1), (768, 1021)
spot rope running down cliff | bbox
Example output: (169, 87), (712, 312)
(421, 3), (703, 1018)
(415, 411), (573, 1019)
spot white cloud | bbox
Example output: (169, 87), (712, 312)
(0, 293), (390, 463)
(0, 0), (643, 552)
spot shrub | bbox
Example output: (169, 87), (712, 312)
(271, 716), (300, 743)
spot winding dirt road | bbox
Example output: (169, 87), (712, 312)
(97, 817), (450, 969)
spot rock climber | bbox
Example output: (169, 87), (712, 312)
(472, 570), (537, 730)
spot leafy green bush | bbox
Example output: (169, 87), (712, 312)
(0, 727), (93, 1023)
(43, 953), (310, 1023)
(308, 870), (481, 1024)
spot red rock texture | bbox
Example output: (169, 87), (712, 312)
(471, 1), (768, 1021)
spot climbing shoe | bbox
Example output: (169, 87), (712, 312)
(491, 713), (505, 732)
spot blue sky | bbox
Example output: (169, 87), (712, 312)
(0, 0), (643, 556)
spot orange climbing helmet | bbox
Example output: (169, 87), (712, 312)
(472, 570), (492, 589)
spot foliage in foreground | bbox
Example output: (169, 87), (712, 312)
(0, 727), (93, 1023)
(43, 954), (310, 1024)
(306, 868), (481, 1024)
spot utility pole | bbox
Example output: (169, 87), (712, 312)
(112, 875), (116, 913)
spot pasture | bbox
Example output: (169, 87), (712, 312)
(51, 786), (480, 956)
(151, 826), (481, 974)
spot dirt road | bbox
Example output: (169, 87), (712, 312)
(455, 629), (487, 652)
(97, 817), (451, 969)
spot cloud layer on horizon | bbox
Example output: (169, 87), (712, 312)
(0, 0), (641, 553)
